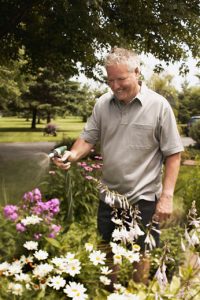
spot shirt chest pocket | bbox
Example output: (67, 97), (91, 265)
(129, 123), (155, 149)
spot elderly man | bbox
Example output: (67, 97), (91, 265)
(53, 47), (184, 287)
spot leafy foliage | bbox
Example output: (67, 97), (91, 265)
(0, 1), (199, 77)
(22, 67), (90, 128)
(190, 121), (200, 146)
(178, 84), (200, 124)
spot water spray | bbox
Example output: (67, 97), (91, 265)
(48, 145), (68, 159)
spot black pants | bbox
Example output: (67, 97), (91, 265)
(97, 199), (160, 251)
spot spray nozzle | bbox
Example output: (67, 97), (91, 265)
(48, 145), (67, 159)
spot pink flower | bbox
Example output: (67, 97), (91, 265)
(16, 223), (26, 232)
(23, 191), (34, 202)
(91, 164), (101, 169)
(3, 205), (19, 221)
(83, 166), (93, 172)
(85, 176), (94, 181)
(33, 188), (42, 201)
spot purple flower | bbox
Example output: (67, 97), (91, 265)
(23, 191), (34, 202)
(47, 198), (60, 215)
(32, 201), (48, 215)
(33, 188), (42, 201)
(34, 233), (42, 240)
(49, 224), (62, 238)
(16, 223), (26, 232)
(51, 224), (62, 233)
(3, 205), (19, 221)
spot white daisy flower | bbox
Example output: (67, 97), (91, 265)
(110, 242), (126, 256)
(34, 250), (49, 260)
(113, 283), (126, 293)
(33, 263), (53, 278)
(65, 252), (76, 261)
(48, 275), (66, 290)
(64, 281), (88, 299)
(66, 259), (81, 277)
(100, 266), (112, 275)
(8, 282), (23, 296)
(7, 261), (23, 275)
(89, 250), (106, 266)
(124, 250), (140, 263)
(0, 261), (10, 272)
(100, 275), (111, 285)
(85, 243), (93, 252)
(19, 255), (34, 264)
(15, 273), (31, 283)
(23, 241), (38, 251)
(51, 257), (65, 267)
(113, 254), (122, 265)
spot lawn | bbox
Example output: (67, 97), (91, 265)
(0, 116), (85, 142)
(0, 116), (85, 203)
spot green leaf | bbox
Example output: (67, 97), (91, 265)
(45, 237), (62, 249)
(169, 276), (181, 294)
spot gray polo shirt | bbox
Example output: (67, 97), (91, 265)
(80, 82), (184, 203)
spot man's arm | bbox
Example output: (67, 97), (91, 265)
(155, 152), (181, 222)
(53, 138), (94, 170)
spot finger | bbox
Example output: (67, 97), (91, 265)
(60, 162), (71, 170)
(61, 151), (72, 162)
(152, 214), (160, 222)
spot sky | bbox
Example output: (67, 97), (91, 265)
(140, 53), (199, 90)
(73, 53), (199, 91)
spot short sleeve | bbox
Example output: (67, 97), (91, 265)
(159, 103), (184, 157)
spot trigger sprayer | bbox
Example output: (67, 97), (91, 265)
(48, 145), (67, 159)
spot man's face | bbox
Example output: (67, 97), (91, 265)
(106, 64), (140, 103)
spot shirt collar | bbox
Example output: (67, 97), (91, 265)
(111, 81), (148, 106)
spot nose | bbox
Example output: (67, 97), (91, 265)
(109, 80), (121, 90)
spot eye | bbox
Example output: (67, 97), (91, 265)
(107, 76), (128, 85)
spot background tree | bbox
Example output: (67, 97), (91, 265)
(0, 48), (31, 114)
(178, 80), (200, 124)
(0, 1), (199, 79)
(147, 73), (179, 117)
(22, 67), (89, 128)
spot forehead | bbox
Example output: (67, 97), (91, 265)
(106, 64), (129, 77)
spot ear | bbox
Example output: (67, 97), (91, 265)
(135, 67), (140, 78)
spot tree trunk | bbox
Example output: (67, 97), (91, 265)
(31, 108), (37, 129)
(47, 112), (51, 123)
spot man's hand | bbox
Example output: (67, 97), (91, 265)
(153, 193), (173, 222)
(52, 150), (73, 170)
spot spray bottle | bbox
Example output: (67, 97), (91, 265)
(48, 145), (68, 159)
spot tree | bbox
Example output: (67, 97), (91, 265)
(178, 82), (200, 124)
(0, 48), (32, 114)
(22, 67), (89, 128)
(0, 1), (199, 78)
(147, 73), (179, 117)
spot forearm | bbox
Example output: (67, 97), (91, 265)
(155, 152), (181, 221)
(68, 138), (94, 162)
(162, 152), (181, 196)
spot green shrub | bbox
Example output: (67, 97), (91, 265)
(189, 120), (200, 146)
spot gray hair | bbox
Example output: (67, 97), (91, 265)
(104, 47), (141, 72)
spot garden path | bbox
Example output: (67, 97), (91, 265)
(0, 137), (195, 160)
